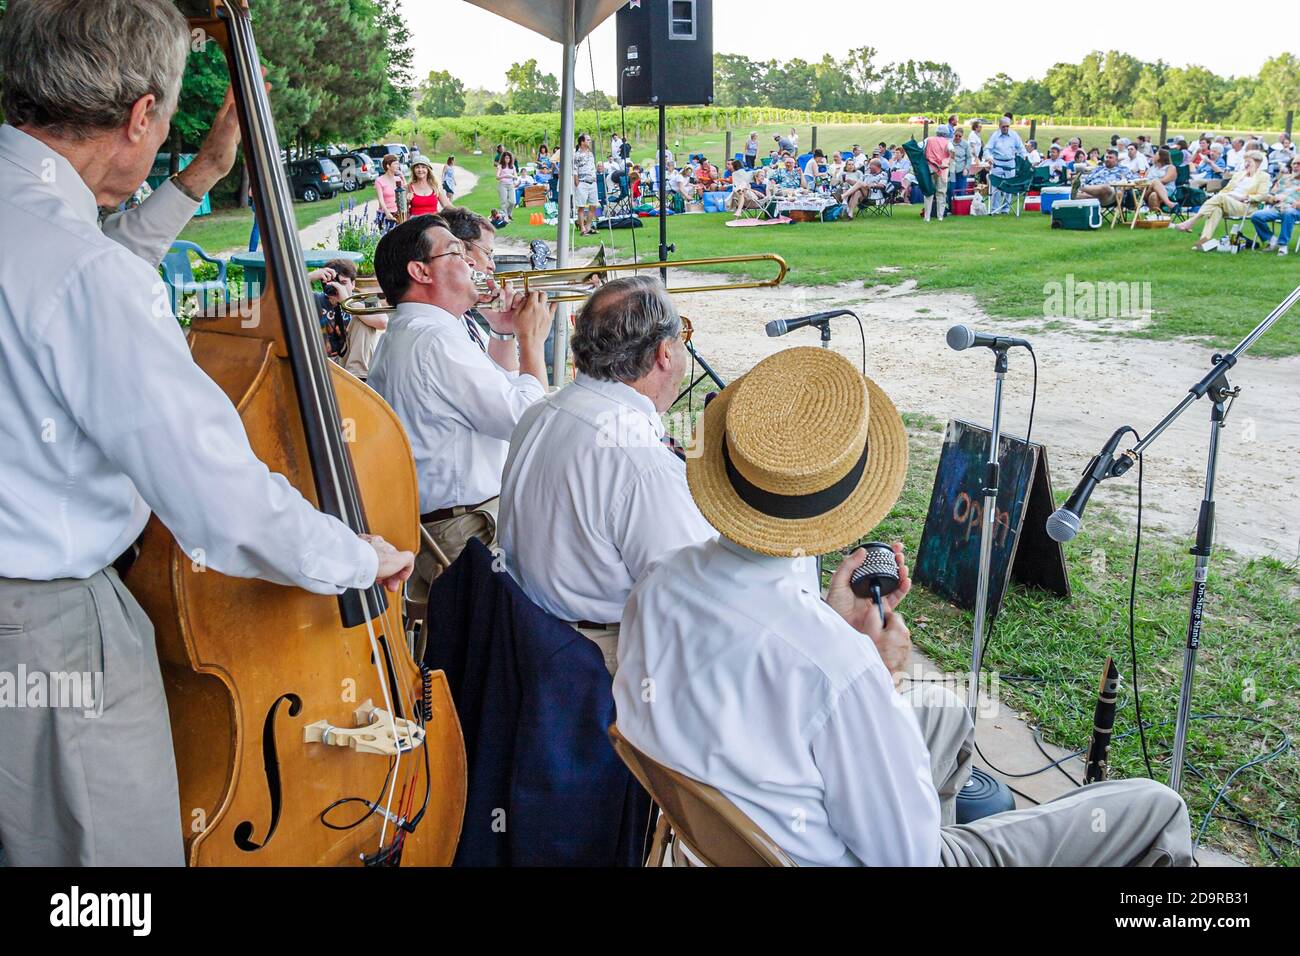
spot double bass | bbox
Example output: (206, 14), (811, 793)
(126, 0), (466, 865)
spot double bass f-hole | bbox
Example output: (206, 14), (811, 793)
(233, 693), (302, 851)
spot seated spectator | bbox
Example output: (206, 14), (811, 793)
(827, 152), (846, 183)
(803, 149), (830, 186)
(1039, 144), (1067, 184)
(1078, 149), (1129, 206)
(1191, 136), (1214, 167)
(1141, 148), (1179, 212)
(880, 141), (893, 162)
(1175, 150), (1271, 250)
(727, 161), (762, 217)
(1120, 143), (1149, 177)
(772, 156), (804, 193)
(1250, 155), (1300, 255)
(1225, 137), (1247, 172)
(695, 156), (723, 191)
(490, 208), (509, 229)
(1191, 145), (1227, 188)
(1086, 147), (1102, 163)
(1026, 139), (1042, 165)
(665, 161), (696, 202)
(1268, 134), (1294, 176)
(1060, 137), (1083, 164)
(750, 166), (769, 196)
(1136, 135), (1155, 158)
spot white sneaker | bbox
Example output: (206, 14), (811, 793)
(1280, 247), (1290, 257)
(1266, 237), (1279, 250)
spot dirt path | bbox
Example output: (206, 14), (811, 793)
(499, 240), (1300, 559)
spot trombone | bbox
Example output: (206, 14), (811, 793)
(341, 253), (788, 316)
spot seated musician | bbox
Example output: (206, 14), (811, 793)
(0, 0), (415, 866)
(366, 214), (552, 584)
(613, 348), (1194, 867)
(497, 277), (714, 673)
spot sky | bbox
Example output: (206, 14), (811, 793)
(412, 1), (1295, 97)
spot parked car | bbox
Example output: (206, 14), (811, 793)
(284, 156), (342, 202)
(361, 143), (412, 179)
(328, 151), (376, 191)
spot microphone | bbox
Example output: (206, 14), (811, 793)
(849, 542), (900, 627)
(947, 325), (1032, 352)
(766, 309), (854, 337)
(1046, 427), (1134, 542)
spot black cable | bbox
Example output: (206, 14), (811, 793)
(1128, 445), (1156, 779)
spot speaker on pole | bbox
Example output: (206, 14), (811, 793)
(616, 0), (714, 107)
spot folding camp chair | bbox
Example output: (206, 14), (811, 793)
(902, 139), (934, 209)
(989, 155), (1035, 217)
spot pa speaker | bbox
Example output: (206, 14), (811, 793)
(616, 0), (713, 107)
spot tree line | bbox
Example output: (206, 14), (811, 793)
(413, 45), (1298, 129)
(714, 48), (1297, 127)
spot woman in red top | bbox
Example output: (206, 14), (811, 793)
(407, 158), (446, 217)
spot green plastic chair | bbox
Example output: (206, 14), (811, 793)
(160, 240), (229, 317)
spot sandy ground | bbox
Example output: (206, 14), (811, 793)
(498, 239), (1300, 560)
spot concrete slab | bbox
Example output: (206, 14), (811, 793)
(904, 649), (1246, 867)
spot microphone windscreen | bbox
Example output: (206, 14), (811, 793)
(1045, 508), (1082, 543)
(765, 319), (785, 337)
(946, 324), (975, 351)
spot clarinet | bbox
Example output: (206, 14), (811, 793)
(1083, 656), (1120, 784)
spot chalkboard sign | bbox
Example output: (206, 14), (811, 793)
(914, 419), (1069, 618)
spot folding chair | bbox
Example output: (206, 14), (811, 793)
(901, 139), (934, 209)
(609, 724), (796, 867)
(989, 155), (1035, 217)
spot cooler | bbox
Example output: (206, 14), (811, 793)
(1050, 198), (1102, 230)
(1024, 192), (1041, 211)
(701, 189), (731, 213)
(952, 194), (975, 215)
(1040, 186), (1070, 214)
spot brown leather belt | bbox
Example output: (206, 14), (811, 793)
(420, 508), (455, 523)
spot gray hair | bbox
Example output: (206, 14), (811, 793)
(0, 0), (189, 138)
(572, 276), (681, 383)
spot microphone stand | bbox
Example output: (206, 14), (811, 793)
(1083, 284), (1299, 793)
(968, 345), (1010, 724)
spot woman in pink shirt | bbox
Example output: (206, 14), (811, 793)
(373, 154), (405, 231)
(923, 128), (953, 222)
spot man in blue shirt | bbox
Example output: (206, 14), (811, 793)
(985, 116), (1026, 215)
(1079, 149), (1130, 207)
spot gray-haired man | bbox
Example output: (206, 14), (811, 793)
(498, 277), (714, 672)
(0, 0), (413, 866)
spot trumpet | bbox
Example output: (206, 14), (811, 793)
(340, 253), (788, 317)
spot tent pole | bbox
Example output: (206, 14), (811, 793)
(551, 3), (577, 385)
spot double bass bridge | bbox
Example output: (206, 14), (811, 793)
(304, 699), (425, 757)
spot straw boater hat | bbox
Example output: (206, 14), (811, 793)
(687, 347), (908, 557)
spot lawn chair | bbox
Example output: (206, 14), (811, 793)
(609, 724), (796, 867)
(901, 139), (934, 207)
(161, 240), (229, 317)
(1029, 165), (1053, 191)
(989, 155), (1035, 217)
(859, 179), (898, 217)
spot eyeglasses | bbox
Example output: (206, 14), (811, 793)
(466, 238), (494, 261)
(679, 316), (693, 344)
(424, 241), (470, 264)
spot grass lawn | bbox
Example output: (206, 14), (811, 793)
(177, 194), (347, 253)
(668, 376), (1299, 865)
(488, 178), (1299, 358)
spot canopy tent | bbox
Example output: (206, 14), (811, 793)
(464, 0), (627, 382)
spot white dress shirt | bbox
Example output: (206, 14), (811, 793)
(613, 536), (941, 867)
(1120, 153), (1149, 176)
(101, 178), (204, 268)
(0, 124), (377, 590)
(498, 374), (714, 624)
(367, 301), (545, 513)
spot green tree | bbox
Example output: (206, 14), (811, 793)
(577, 89), (613, 110)
(463, 87), (506, 115)
(417, 70), (466, 117)
(505, 59), (559, 114)
(713, 53), (764, 107)
(1240, 54), (1300, 127)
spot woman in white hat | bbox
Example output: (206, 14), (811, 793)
(407, 156), (447, 218)
(613, 347), (1193, 868)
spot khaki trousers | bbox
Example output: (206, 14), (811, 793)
(406, 498), (500, 635)
(1196, 193), (1252, 241)
(573, 624), (620, 677)
(906, 684), (1194, 866)
(0, 569), (184, 866)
